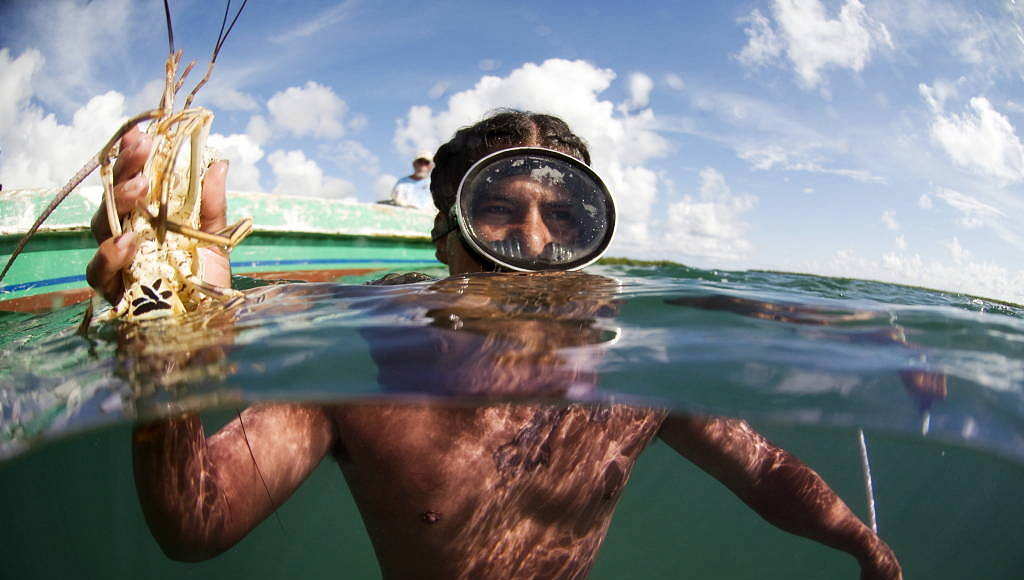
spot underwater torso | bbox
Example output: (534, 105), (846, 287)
(329, 402), (666, 579)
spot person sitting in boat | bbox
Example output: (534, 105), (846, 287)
(85, 111), (902, 579)
(379, 151), (434, 209)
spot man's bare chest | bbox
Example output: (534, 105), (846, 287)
(328, 403), (665, 524)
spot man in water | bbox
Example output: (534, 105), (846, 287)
(86, 111), (901, 579)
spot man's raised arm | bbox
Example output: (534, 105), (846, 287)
(132, 404), (336, 561)
(659, 414), (901, 580)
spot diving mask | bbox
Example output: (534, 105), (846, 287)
(448, 147), (616, 272)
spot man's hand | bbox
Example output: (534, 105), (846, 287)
(86, 126), (231, 304)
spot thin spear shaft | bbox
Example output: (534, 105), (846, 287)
(857, 428), (878, 533)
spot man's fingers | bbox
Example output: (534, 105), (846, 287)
(200, 160), (229, 234)
(91, 175), (150, 243)
(86, 232), (139, 304)
(92, 129), (153, 243)
(112, 127), (152, 183)
(114, 174), (149, 214)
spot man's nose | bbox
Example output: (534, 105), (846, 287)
(516, 205), (554, 257)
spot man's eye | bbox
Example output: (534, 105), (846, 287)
(546, 209), (575, 223)
(481, 204), (513, 215)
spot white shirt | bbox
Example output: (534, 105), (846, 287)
(390, 176), (432, 209)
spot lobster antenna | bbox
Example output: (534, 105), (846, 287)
(214, 0), (232, 60)
(163, 0), (175, 54)
(215, 0), (250, 59)
(183, 0), (249, 109)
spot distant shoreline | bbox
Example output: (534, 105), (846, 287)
(597, 257), (1023, 309)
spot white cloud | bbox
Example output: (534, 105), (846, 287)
(954, 26), (988, 65)
(881, 209), (899, 230)
(207, 132), (264, 192)
(780, 161), (884, 183)
(736, 0), (892, 88)
(0, 45), (266, 195)
(736, 10), (784, 68)
(245, 115), (272, 146)
(347, 113), (368, 133)
(942, 237), (970, 264)
(663, 168), (758, 261)
(270, 1), (356, 44)
(664, 73), (685, 91)
(621, 72), (654, 112)
(1005, 100), (1024, 115)
(202, 85), (259, 112)
(873, 0), (1024, 75)
(323, 139), (380, 175)
(427, 81), (449, 100)
(928, 187), (1024, 252)
(392, 59), (671, 250)
(932, 187), (1004, 229)
(267, 149), (355, 199)
(125, 78), (165, 115)
(738, 145), (789, 170)
(895, 234), (907, 250)
(20, 0), (134, 112)
(0, 48), (127, 189)
(0, 48), (40, 132)
(737, 145), (883, 182)
(918, 79), (961, 113)
(374, 173), (399, 200)
(928, 97), (1024, 182)
(267, 81), (349, 139)
(688, 91), (880, 182)
(917, 193), (933, 209)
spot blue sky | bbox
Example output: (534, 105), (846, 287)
(2, 0), (1024, 301)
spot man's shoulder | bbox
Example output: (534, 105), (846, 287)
(396, 176), (429, 187)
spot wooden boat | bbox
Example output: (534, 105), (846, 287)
(0, 187), (440, 312)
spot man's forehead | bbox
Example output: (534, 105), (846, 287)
(483, 175), (571, 202)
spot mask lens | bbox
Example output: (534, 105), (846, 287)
(456, 149), (615, 271)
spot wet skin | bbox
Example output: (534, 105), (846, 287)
(98, 131), (902, 579)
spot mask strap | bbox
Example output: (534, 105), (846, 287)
(432, 205), (502, 272)
(430, 206), (459, 243)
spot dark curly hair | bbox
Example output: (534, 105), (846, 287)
(429, 110), (591, 241)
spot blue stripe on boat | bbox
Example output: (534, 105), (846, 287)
(230, 258), (431, 268)
(0, 275), (88, 294)
(0, 258), (433, 295)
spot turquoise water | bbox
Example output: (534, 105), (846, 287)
(1, 264), (1023, 577)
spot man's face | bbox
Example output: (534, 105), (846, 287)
(413, 159), (433, 176)
(469, 175), (579, 261)
(434, 149), (611, 276)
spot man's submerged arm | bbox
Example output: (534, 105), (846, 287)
(132, 403), (336, 561)
(658, 415), (901, 579)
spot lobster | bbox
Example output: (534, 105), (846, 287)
(0, 0), (253, 324)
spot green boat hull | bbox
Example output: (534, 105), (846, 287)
(0, 188), (440, 311)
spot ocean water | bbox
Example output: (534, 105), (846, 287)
(1, 264), (1023, 578)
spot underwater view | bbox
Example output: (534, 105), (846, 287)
(3, 0), (1024, 578)
(2, 265), (1023, 578)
